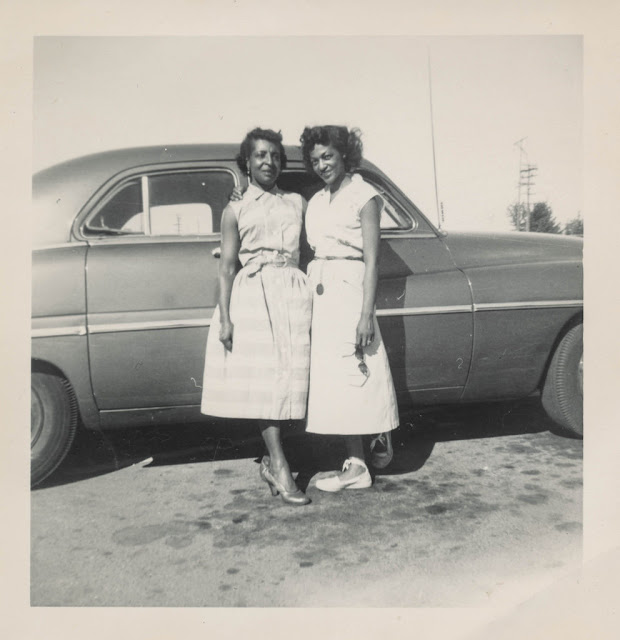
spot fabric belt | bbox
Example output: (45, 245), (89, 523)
(245, 250), (295, 276)
(313, 255), (364, 262)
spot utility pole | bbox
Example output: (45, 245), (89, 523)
(513, 137), (527, 231)
(513, 138), (537, 232)
(520, 165), (537, 232)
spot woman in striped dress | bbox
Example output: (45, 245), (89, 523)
(300, 125), (399, 492)
(201, 128), (312, 506)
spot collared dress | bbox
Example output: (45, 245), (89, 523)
(201, 184), (312, 421)
(305, 174), (399, 435)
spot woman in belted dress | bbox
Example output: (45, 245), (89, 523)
(201, 128), (312, 506)
(300, 125), (399, 492)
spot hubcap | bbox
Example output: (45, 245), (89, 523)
(577, 352), (583, 396)
(31, 387), (44, 447)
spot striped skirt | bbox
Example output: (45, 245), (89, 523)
(201, 263), (312, 420)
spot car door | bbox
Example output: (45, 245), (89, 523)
(82, 165), (237, 411)
(362, 171), (474, 406)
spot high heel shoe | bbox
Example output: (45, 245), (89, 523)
(259, 456), (310, 506)
(259, 456), (278, 496)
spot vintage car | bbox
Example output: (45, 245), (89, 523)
(32, 144), (583, 486)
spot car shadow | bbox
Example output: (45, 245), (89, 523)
(34, 397), (559, 490)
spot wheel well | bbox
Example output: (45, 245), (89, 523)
(31, 358), (70, 379)
(537, 311), (583, 391)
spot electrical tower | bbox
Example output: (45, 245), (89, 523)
(513, 137), (537, 232)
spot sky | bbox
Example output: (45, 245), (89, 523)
(33, 36), (582, 232)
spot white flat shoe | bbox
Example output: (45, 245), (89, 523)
(315, 457), (372, 492)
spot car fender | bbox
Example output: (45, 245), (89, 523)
(458, 259), (583, 400)
(31, 244), (100, 429)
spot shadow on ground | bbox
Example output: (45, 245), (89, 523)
(35, 397), (567, 490)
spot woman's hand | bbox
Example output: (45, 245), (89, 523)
(356, 313), (375, 348)
(219, 320), (234, 351)
(229, 186), (244, 202)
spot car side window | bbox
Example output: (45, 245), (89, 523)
(87, 180), (144, 234)
(145, 171), (233, 235)
(277, 170), (415, 232)
(379, 197), (411, 230)
(85, 170), (235, 237)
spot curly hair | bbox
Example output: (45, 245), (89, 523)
(235, 127), (288, 175)
(299, 125), (363, 174)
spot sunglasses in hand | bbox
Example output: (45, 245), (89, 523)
(342, 344), (370, 386)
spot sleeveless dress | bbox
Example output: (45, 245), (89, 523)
(201, 183), (312, 420)
(304, 174), (399, 435)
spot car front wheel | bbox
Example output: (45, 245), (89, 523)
(541, 324), (583, 437)
(31, 372), (78, 486)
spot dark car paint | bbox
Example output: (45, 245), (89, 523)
(31, 245), (101, 427)
(32, 145), (583, 433)
(86, 238), (221, 410)
(440, 232), (583, 401)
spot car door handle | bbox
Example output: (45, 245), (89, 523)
(211, 247), (221, 258)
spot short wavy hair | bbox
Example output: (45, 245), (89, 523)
(299, 125), (363, 174)
(236, 127), (288, 175)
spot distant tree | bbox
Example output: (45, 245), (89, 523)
(507, 201), (560, 233)
(564, 215), (584, 236)
(507, 202), (528, 231)
(529, 202), (561, 234)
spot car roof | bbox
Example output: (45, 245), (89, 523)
(32, 144), (307, 246)
(34, 144), (304, 184)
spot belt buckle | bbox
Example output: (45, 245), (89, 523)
(272, 251), (286, 267)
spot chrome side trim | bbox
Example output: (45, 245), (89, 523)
(32, 326), (87, 338)
(474, 300), (583, 312)
(32, 300), (582, 338)
(101, 404), (201, 414)
(377, 299), (582, 317)
(89, 318), (212, 334)
(376, 305), (471, 317)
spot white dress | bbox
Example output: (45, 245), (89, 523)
(201, 184), (312, 421)
(305, 174), (399, 435)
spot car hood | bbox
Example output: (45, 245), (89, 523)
(440, 230), (583, 270)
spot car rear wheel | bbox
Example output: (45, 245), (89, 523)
(542, 324), (583, 437)
(31, 372), (78, 486)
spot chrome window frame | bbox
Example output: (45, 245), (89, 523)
(364, 178), (416, 233)
(77, 165), (239, 241)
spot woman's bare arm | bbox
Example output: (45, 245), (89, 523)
(299, 196), (314, 273)
(217, 205), (241, 350)
(357, 195), (381, 348)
